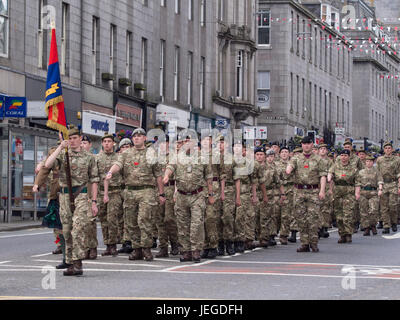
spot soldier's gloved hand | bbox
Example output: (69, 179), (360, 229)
(103, 193), (109, 204)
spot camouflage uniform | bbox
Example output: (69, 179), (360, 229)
(53, 149), (99, 264)
(377, 154), (400, 229)
(96, 151), (124, 247)
(166, 151), (213, 254)
(257, 161), (280, 242)
(356, 167), (383, 230)
(276, 159), (297, 238)
(319, 157), (333, 230)
(233, 156), (257, 244)
(114, 146), (162, 252)
(254, 161), (265, 241)
(289, 153), (327, 248)
(156, 159), (179, 251)
(220, 152), (236, 247)
(86, 183), (98, 252)
(329, 161), (358, 238)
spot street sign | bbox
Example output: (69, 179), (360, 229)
(335, 127), (345, 135)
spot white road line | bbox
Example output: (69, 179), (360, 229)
(33, 259), (168, 268)
(0, 231), (53, 239)
(115, 255), (180, 263)
(382, 233), (400, 240)
(161, 259), (215, 272)
(31, 253), (53, 258)
(0, 261), (11, 264)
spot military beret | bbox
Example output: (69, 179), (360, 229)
(255, 147), (266, 154)
(358, 148), (366, 154)
(343, 139), (352, 146)
(318, 144), (328, 149)
(365, 155), (375, 161)
(271, 141), (280, 146)
(383, 141), (393, 148)
(119, 138), (132, 148)
(82, 135), (91, 143)
(101, 132), (114, 142)
(340, 149), (351, 156)
(266, 149), (275, 156)
(301, 136), (313, 144)
(67, 124), (80, 137)
(132, 128), (146, 136)
(280, 146), (289, 152)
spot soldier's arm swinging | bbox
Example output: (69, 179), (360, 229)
(260, 183), (268, 203)
(355, 186), (361, 201)
(319, 176), (327, 200)
(220, 179), (225, 201)
(207, 178), (215, 205)
(235, 179), (241, 207)
(286, 164), (293, 175)
(251, 183), (258, 205)
(163, 168), (173, 185)
(157, 176), (166, 205)
(91, 183), (98, 217)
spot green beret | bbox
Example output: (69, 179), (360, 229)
(101, 132), (115, 142)
(67, 124), (80, 137)
(383, 142), (393, 148)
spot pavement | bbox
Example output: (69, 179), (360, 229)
(0, 220), (43, 232)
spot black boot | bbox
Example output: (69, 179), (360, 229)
(152, 237), (158, 249)
(225, 240), (235, 256)
(377, 221), (384, 229)
(56, 260), (72, 270)
(207, 248), (218, 259)
(201, 249), (209, 259)
(118, 241), (133, 254)
(332, 220), (338, 228)
(392, 224), (398, 232)
(383, 227), (390, 234)
(288, 231), (297, 243)
(217, 241), (225, 256)
(323, 227), (330, 238)
(236, 241), (245, 253)
(318, 228), (323, 239)
(268, 236), (277, 246)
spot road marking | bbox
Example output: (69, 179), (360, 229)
(382, 233), (400, 240)
(0, 261), (11, 264)
(31, 253), (53, 258)
(33, 259), (169, 268)
(0, 231), (53, 239)
(115, 255), (180, 263)
(161, 259), (215, 272)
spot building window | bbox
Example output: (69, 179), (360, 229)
(200, 57), (205, 109)
(296, 15), (300, 54)
(141, 38), (148, 98)
(175, 0), (180, 14)
(125, 31), (132, 94)
(314, 27), (318, 66)
(173, 46), (180, 101)
(200, 0), (206, 27)
(236, 50), (244, 99)
(142, 0), (148, 7)
(160, 40), (165, 101)
(38, 0), (47, 69)
(302, 78), (305, 117)
(60, 3), (68, 75)
(319, 31), (323, 68)
(257, 9), (270, 45)
(187, 51), (193, 105)
(188, 0), (193, 21)
(257, 71), (270, 110)
(290, 72), (293, 113)
(161, 0), (166, 7)
(91, 16), (99, 85)
(109, 24), (116, 77)
(302, 19), (305, 59)
(296, 75), (299, 115)
(314, 84), (317, 123)
(290, 11), (294, 52)
(0, 0), (8, 57)
(218, 0), (224, 22)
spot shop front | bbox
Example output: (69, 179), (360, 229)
(156, 104), (190, 137)
(115, 102), (143, 132)
(0, 123), (58, 222)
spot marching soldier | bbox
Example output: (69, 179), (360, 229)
(105, 128), (165, 262)
(286, 136), (327, 253)
(154, 135), (180, 258)
(355, 155), (383, 236)
(318, 144), (332, 238)
(45, 125), (99, 276)
(98, 132), (123, 257)
(163, 134), (214, 263)
(275, 147), (296, 245)
(201, 133), (223, 259)
(258, 150), (283, 247)
(376, 142), (400, 234)
(254, 147), (266, 245)
(80, 135), (98, 260)
(328, 150), (358, 244)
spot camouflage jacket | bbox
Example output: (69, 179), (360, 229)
(54, 149), (99, 188)
(355, 167), (384, 189)
(376, 155), (400, 185)
(289, 153), (327, 185)
(95, 151), (123, 190)
(114, 147), (163, 187)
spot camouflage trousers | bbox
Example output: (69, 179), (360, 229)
(334, 186), (356, 237)
(175, 191), (206, 252)
(98, 191), (123, 245)
(280, 188), (295, 237)
(380, 184), (399, 228)
(293, 188), (320, 246)
(59, 192), (90, 264)
(156, 186), (178, 249)
(319, 193), (332, 229)
(85, 198), (98, 250)
(235, 188), (252, 242)
(254, 192), (263, 240)
(204, 183), (221, 249)
(123, 188), (158, 249)
(259, 191), (279, 240)
(54, 229), (63, 248)
(359, 191), (379, 229)
(221, 185), (235, 241)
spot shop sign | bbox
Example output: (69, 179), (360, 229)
(4, 96), (27, 118)
(82, 111), (116, 137)
(116, 103), (142, 128)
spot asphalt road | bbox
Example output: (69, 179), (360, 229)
(1, 225), (400, 300)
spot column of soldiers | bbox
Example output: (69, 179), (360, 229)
(34, 126), (400, 277)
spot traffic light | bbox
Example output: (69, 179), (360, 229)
(364, 137), (372, 151)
